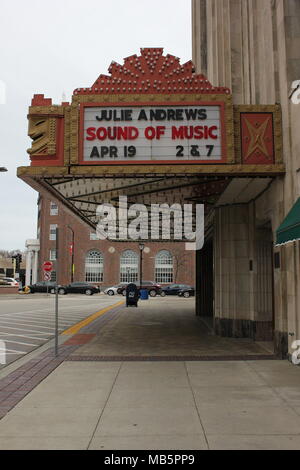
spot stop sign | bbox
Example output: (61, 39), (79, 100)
(43, 261), (53, 272)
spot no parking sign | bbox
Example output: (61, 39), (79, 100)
(44, 271), (51, 281)
(43, 261), (53, 281)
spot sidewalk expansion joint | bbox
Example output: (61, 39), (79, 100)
(66, 354), (278, 362)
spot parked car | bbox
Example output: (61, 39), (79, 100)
(58, 282), (100, 295)
(0, 278), (10, 286)
(119, 281), (161, 297)
(104, 283), (128, 296)
(2, 277), (19, 287)
(160, 284), (191, 296)
(23, 281), (57, 294)
(178, 286), (195, 298)
(116, 283), (129, 294)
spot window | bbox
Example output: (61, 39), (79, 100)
(50, 202), (58, 216)
(120, 250), (139, 283)
(49, 224), (57, 240)
(50, 271), (56, 282)
(49, 249), (57, 261)
(155, 250), (173, 283)
(85, 250), (104, 283)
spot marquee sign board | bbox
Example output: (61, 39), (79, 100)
(81, 103), (226, 164)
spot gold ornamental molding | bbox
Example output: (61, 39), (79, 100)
(70, 163), (285, 176)
(17, 166), (69, 177)
(27, 116), (57, 157)
(17, 164), (285, 179)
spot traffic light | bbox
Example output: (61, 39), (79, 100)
(16, 254), (22, 271)
(12, 254), (22, 271)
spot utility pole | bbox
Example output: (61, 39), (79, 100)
(12, 256), (16, 278)
(139, 242), (145, 290)
(55, 227), (59, 357)
(67, 225), (75, 283)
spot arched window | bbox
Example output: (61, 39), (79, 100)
(120, 250), (139, 283)
(85, 250), (104, 283)
(155, 250), (173, 283)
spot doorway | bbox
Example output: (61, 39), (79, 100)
(196, 238), (213, 318)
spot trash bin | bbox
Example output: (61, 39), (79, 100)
(126, 283), (139, 307)
(140, 288), (149, 300)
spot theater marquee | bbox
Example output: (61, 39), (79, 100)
(22, 47), (283, 177)
(81, 103), (226, 163)
(18, 48), (284, 232)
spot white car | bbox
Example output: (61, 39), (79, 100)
(3, 277), (19, 287)
(104, 283), (128, 296)
(104, 286), (119, 296)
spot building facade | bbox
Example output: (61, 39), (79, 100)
(192, 0), (300, 356)
(36, 193), (195, 288)
(19, 36), (288, 358)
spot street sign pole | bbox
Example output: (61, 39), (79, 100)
(12, 258), (16, 279)
(43, 263), (53, 297)
(55, 228), (59, 357)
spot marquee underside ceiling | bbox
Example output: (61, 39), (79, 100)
(18, 169), (276, 231)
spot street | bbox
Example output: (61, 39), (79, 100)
(0, 294), (121, 368)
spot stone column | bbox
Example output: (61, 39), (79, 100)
(25, 239), (40, 286)
(25, 251), (32, 286)
(32, 249), (39, 284)
(214, 203), (255, 338)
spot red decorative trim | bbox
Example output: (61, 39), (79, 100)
(78, 101), (227, 165)
(31, 94), (52, 106)
(74, 48), (230, 96)
(241, 113), (274, 164)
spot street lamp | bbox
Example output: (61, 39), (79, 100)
(67, 225), (75, 283)
(139, 242), (145, 290)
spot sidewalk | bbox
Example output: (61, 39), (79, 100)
(0, 298), (300, 450)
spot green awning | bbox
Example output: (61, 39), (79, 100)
(276, 197), (300, 245)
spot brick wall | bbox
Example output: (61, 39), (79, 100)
(37, 194), (196, 288)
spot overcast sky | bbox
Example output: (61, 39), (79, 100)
(0, 0), (191, 250)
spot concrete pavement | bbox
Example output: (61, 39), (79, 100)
(1, 360), (300, 449)
(69, 296), (274, 359)
(0, 297), (299, 450)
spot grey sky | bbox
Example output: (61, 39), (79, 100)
(0, 0), (191, 250)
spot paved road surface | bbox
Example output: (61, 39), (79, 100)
(0, 294), (121, 368)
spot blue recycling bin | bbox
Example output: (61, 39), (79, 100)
(140, 288), (149, 300)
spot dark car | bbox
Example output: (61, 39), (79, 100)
(23, 281), (57, 294)
(160, 284), (191, 297)
(119, 281), (161, 297)
(178, 286), (195, 298)
(58, 282), (100, 295)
